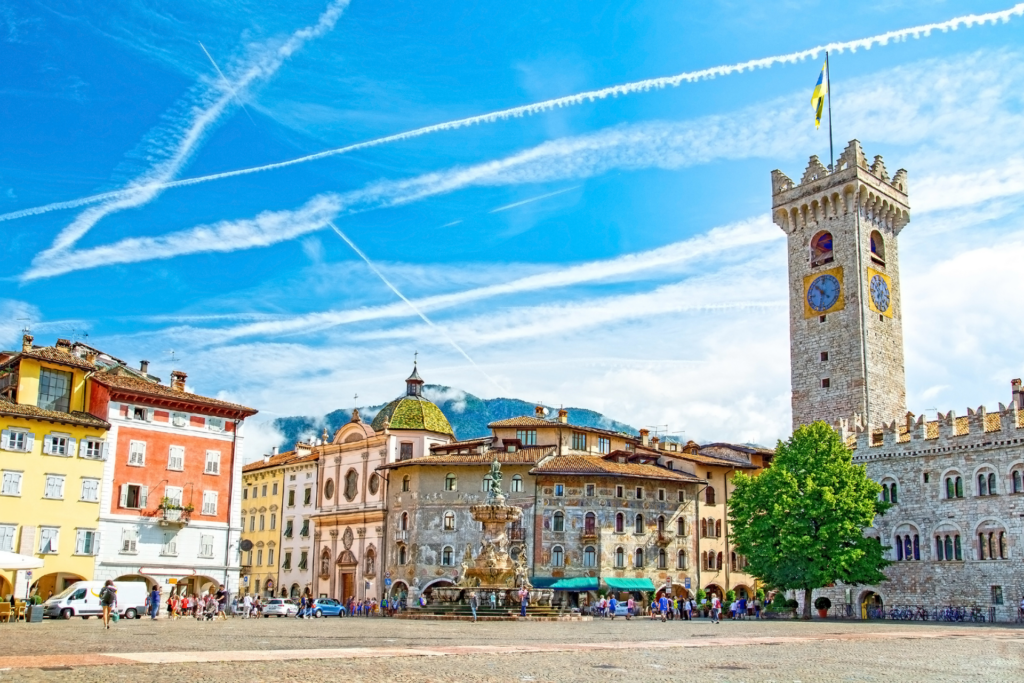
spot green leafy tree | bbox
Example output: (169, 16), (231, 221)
(728, 421), (891, 619)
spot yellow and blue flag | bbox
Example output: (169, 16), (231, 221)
(811, 61), (828, 129)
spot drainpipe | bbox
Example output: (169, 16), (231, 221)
(723, 469), (732, 592)
(225, 417), (240, 597)
(694, 481), (708, 597)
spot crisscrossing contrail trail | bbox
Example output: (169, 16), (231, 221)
(2, 2), (1021, 226)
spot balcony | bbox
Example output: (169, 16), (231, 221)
(394, 530), (409, 542)
(581, 528), (598, 541)
(158, 506), (192, 527)
(655, 532), (672, 547)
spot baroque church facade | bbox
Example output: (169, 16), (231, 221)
(775, 140), (1024, 621)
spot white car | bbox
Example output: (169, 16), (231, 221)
(262, 598), (298, 618)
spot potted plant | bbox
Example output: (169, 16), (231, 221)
(724, 590), (736, 618)
(814, 596), (831, 618)
(695, 589), (708, 617)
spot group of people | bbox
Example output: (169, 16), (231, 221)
(239, 593), (266, 618)
(163, 588), (229, 621)
(344, 596), (398, 617)
(587, 594), (762, 623)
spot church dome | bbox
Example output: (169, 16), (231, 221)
(370, 364), (455, 437)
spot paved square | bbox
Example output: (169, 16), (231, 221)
(0, 616), (1022, 681)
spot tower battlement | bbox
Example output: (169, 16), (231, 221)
(771, 140), (910, 237)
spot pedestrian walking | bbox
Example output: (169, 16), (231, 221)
(242, 593), (252, 619)
(608, 595), (618, 620)
(469, 591), (479, 622)
(99, 580), (117, 630)
(147, 586), (160, 620)
(489, 591), (497, 610)
(519, 587), (528, 617)
(658, 594), (669, 622)
(711, 595), (721, 624)
(626, 596), (634, 620)
(216, 585), (228, 620)
(754, 597), (761, 619)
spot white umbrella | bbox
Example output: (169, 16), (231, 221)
(0, 550), (44, 571)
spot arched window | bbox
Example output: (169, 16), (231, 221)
(552, 511), (564, 532)
(444, 473), (457, 491)
(988, 472), (997, 495)
(700, 519), (708, 538)
(730, 551), (737, 571)
(583, 545), (596, 567)
(716, 552), (723, 570)
(946, 477), (954, 499)
(881, 486), (889, 503)
(551, 545), (564, 567)
(903, 535), (913, 560)
(401, 475), (410, 492)
(944, 535), (953, 561)
(658, 548), (667, 569)
(634, 548), (644, 568)
(511, 475), (523, 493)
(365, 548), (376, 576)
(398, 546), (407, 565)
(890, 483), (898, 504)
(344, 469), (358, 501)
(1013, 470), (1023, 493)
(615, 513), (624, 533)
(584, 512), (596, 536)
(978, 474), (988, 496)
(979, 533), (988, 560)
(677, 518), (687, 536)
(634, 514), (644, 534)
(715, 520), (722, 537)
(705, 487), (716, 505)
(677, 550), (687, 569)
(870, 230), (885, 265)
(443, 511), (455, 531)
(442, 546), (454, 566)
(657, 515), (666, 533)
(913, 534), (920, 560)
(935, 536), (944, 560)
(954, 534), (962, 560)
(400, 512), (409, 531)
(999, 532), (1007, 559)
(956, 477), (963, 498)
(811, 230), (834, 266)
(481, 474), (492, 492)
(615, 546), (625, 568)
(896, 535), (904, 560)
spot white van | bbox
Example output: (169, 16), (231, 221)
(43, 580), (150, 620)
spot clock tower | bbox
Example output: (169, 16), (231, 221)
(772, 140), (910, 431)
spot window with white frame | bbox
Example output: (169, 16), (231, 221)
(257, 548), (264, 566)
(120, 527), (138, 553)
(43, 434), (71, 456)
(162, 532), (177, 556)
(204, 450), (221, 475)
(128, 440), (146, 466)
(119, 483), (147, 509)
(511, 475), (523, 493)
(75, 529), (97, 555)
(172, 412), (188, 427)
(598, 437), (610, 454)
(0, 429), (32, 452)
(199, 534), (214, 557)
(165, 486), (183, 507)
(551, 545), (564, 567)
(441, 546), (454, 566)
(82, 439), (104, 460)
(167, 445), (184, 471)
(207, 417), (224, 432)
(38, 526), (59, 553)
(80, 478), (100, 502)
(0, 524), (15, 552)
(44, 474), (65, 499)
(202, 490), (218, 516)
(268, 548), (275, 566)
(1, 470), (22, 496)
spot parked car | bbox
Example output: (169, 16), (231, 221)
(263, 598), (298, 618)
(312, 598), (346, 617)
(43, 580), (149, 620)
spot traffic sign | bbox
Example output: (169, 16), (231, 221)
(384, 578), (392, 588)
(684, 577), (691, 589)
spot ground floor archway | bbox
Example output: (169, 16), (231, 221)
(704, 584), (723, 600)
(31, 572), (86, 600)
(420, 579), (453, 604)
(733, 585), (751, 601)
(0, 573), (13, 600)
(859, 591), (884, 619)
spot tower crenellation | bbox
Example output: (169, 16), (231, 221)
(773, 140), (910, 431)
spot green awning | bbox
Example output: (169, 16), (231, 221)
(529, 577), (558, 589)
(550, 577), (599, 591)
(603, 577), (656, 591)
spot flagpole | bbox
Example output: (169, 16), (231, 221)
(825, 51), (834, 172)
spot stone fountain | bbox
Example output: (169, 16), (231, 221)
(432, 458), (553, 608)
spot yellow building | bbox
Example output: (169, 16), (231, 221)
(0, 335), (110, 599)
(240, 448), (292, 598)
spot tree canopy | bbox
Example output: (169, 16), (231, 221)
(728, 421), (890, 618)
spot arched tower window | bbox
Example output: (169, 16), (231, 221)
(1013, 470), (1023, 493)
(988, 472), (997, 495)
(890, 483), (898, 504)
(552, 511), (565, 532)
(978, 474), (989, 496)
(400, 512), (409, 531)
(614, 547), (625, 568)
(870, 230), (885, 266)
(551, 545), (564, 567)
(634, 548), (644, 568)
(615, 513), (624, 533)
(634, 514), (644, 534)
(811, 230), (834, 267)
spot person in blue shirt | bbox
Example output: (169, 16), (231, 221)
(658, 594), (670, 622)
(608, 595), (618, 620)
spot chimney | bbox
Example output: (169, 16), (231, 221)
(272, 446), (279, 456)
(651, 436), (660, 450)
(21, 334), (33, 352)
(170, 370), (187, 392)
(55, 338), (71, 351)
(535, 405), (545, 418)
(85, 350), (98, 364)
(263, 454), (270, 464)
(140, 360), (150, 374)
(639, 429), (650, 447)
(557, 409), (568, 424)
(1012, 379), (1023, 409)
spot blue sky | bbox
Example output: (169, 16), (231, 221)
(3, 1), (1024, 456)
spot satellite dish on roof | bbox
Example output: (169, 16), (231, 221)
(240, 539), (254, 552)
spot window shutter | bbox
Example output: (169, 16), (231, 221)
(75, 531), (85, 555)
(124, 406), (132, 420)
(119, 484), (128, 508)
(0, 430), (9, 450)
(139, 486), (149, 509)
(25, 433), (35, 452)
(43, 435), (53, 455)
(101, 442), (109, 461)
(146, 408), (155, 422)
(93, 531), (101, 556)
(67, 438), (77, 457)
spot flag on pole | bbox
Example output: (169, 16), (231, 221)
(811, 61), (828, 129)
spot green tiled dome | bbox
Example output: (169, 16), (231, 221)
(370, 395), (454, 436)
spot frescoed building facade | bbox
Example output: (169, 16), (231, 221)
(278, 446), (319, 599)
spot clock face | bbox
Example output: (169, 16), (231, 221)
(806, 274), (841, 312)
(870, 274), (890, 313)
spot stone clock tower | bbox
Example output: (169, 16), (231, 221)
(772, 140), (910, 431)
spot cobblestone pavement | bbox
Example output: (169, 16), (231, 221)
(0, 616), (1021, 681)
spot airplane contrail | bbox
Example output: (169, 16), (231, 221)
(2, 2), (1021, 226)
(489, 186), (580, 213)
(325, 221), (507, 393)
(199, 41), (257, 127)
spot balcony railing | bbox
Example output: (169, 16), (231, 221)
(655, 532), (672, 547)
(394, 530), (409, 542)
(581, 528), (598, 541)
(159, 507), (191, 527)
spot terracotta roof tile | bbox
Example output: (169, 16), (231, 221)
(0, 347), (96, 372)
(93, 372), (256, 415)
(242, 450), (298, 473)
(0, 399), (109, 429)
(381, 446), (553, 470)
(530, 455), (700, 482)
(662, 449), (759, 469)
